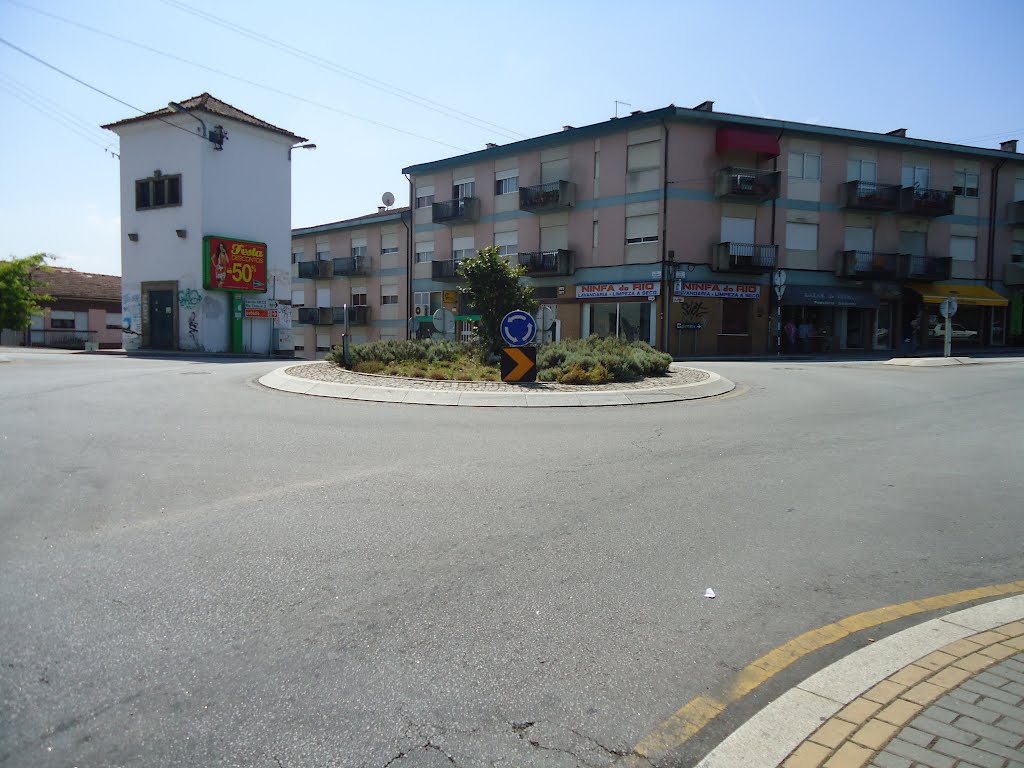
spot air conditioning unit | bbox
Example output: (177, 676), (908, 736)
(414, 304), (431, 318)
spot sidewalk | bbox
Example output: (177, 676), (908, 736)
(691, 595), (1024, 768)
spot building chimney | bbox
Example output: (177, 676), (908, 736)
(886, 128), (907, 138)
(562, 125), (574, 131)
(1000, 139), (1018, 153)
(693, 100), (714, 112)
(378, 206), (386, 213)
(631, 110), (644, 116)
(485, 142), (498, 149)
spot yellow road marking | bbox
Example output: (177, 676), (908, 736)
(632, 579), (1024, 757)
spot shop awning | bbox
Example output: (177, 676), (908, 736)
(780, 285), (880, 309)
(715, 128), (780, 158)
(906, 283), (1008, 306)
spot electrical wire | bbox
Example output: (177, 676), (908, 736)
(0, 80), (111, 151)
(1, 1), (470, 152)
(0, 72), (112, 150)
(157, 0), (527, 140)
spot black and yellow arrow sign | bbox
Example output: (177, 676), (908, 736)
(501, 345), (537, 383)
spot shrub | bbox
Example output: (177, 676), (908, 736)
(535, 336), (670, 384)
(353, 360), (386, 374)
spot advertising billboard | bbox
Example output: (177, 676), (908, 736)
(203, 236), (268, 293)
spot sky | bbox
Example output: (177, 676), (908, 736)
(1, 0), (1022, 277)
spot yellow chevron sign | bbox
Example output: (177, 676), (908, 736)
(501, 346), (537, 383)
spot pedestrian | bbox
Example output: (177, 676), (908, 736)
(783, 319), (797, 352)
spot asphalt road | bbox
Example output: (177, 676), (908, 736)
(1, 350), (1022, 768)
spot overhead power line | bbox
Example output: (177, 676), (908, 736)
(157, 0), (526, 141)
(2, 1), (470, 152)
(0, 72), (113, 151)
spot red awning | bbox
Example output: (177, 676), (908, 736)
(716, 128), (780, 158)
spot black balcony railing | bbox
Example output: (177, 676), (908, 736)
(905, 255), (952, 282)
(840, 181), (901, 211)
(432, 197), (480, 224)
(837, 250), (903, 279)
(1009, 200), (1024, 227)
(332, 256), (367, 276)
(898, 187), (955, 217)
(347, 305), (370, 325)
(432, 260), (462, 281)
(712, 242), (778, 272)
(516, 249), (573, 276)
(714, 168), (781, 202)
(518, 181), (576, 213)
(297, 260), (333, 279)
(297, 307), (333, 325)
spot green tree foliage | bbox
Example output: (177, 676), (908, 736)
(457, 246), (537, 357)
(0, 253), (52, 330)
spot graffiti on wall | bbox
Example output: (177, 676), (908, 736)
(187, 312), (200, 348)
(121, 292), (142, 350)
(179, 288), (202, 310)
(678, 300), (709, 321)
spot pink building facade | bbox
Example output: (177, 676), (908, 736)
(404, 104), (1024, 356)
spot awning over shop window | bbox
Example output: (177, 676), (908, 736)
(906, 283), (1008, 307)
(780, 285), (880, 309)
(715, 128), (780, 158)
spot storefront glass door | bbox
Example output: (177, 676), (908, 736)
(585, 303), (653, 344)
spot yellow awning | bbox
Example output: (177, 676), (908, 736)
(906, 283), (1008, 307)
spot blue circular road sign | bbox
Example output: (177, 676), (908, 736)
(500, 310), (537, 346)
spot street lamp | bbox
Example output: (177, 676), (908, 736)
(289, 142), (316, 160)
(167, 102), (227, 150)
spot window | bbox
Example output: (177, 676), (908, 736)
(291, 247), (303, 264)
(352, 290), (367, 306)
(788, 153), (821, 180)
(351, 237), (368, 258)
(294, 344), (305, 352)
(106, 312), (121, 330)
(786, 222), (818, 251)
(316, 333), (330, 353)
(495, 169), (518, 195)
(316, 244), (330, 261)
(1012, 242), (1024, 264)
(135, 173), (181, 210)
(381, 233), (399, 255)
(51, 317), (75, 329)
(721, 299), (751, 335)
(847, 159), (877, 184)
(415, 241), (434, 264)
(902, 165), (930, 189)
(291, 289), (304, 307)
(627, 141), (660, 171)
(315, 287), (330, 308)
(625, 214), (658, 244)
(381, 285), (399, 305)
(953, 170), (980, 198)
(453, 178), (475, 200)
(950, 236), (976, 262)
(452, 236), (475, 262)
(415, 185), (434, 208)
(495, 231), (518, 258)
(592, 220), (599, 249)
(414, 291), (431, 306)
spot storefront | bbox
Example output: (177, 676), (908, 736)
(577, 282), (659, 345)
(671, 280), (769, 356)
(778, 285), (880, 353)
(904, 283), (1008, 349)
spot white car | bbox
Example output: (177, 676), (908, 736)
(929, 323), (978, 339)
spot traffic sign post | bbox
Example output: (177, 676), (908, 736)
(500, 310), (537, 347)
(940, 297), (958, 358)
(501, 346), (537, 382)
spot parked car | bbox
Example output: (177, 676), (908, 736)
(929, 323), (978, 339)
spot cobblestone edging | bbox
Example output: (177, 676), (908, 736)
(781, 624), (1024, 768)
(284, 362), (710, 393)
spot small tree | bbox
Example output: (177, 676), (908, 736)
(458, 246), (538, 357)
(0, 254), (52, 331)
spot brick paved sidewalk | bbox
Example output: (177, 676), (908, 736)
(781, 624), (1024, 768)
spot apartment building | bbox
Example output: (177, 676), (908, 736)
(403, 103), (1024, 356)
(291, 207), (411, 358)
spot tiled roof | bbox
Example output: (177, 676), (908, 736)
(32, 267), (121, 303)
(292, 206), (411, 237)
(102, 92), (307, 142)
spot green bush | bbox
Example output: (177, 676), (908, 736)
(353, 360), (386, 374)
(536, 336), (670, 384)
(328, 339), (468, 368)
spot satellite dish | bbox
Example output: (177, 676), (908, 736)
(432, 308), (455, 334)
(381, 191), (395, 208)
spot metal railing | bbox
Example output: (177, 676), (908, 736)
(837, 250), (903, 278)
(28, 329), (98, 349)
(296, 260), (333, 279)
(898, 187), (955, 217)
(713, 242), (778, 271)
(840, 180), (901, 210)
(332, 256), (367, 276)
(431, 260), (462, 280)
(714, 168), (781, 201)
(297, 307), (332, 325)
(519, 181), (575, 212)
(345, 305), (370, 325)
(516, 249), (573, 275)
(431, 197), (480, 224)
(905, 255), (952, 281)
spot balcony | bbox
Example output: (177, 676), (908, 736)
(432, 197), (480, 224)
(518, 181), (576, 213)
(297, 307), (333, 325)
(431, 259), (462, 281)
(516, 249), (573, 276)
(332, 255), (367, 276)
(714, 167), (781, 202)
(840, 181), (901, 211)
(328, 305), (370, 325)
(296, 260), (333, 279)
(1009, 200), (1024, 228)
(836, 250), (903, 279)
(905, 255), (952, 282)
(898, 187), (955, 217)
(712, 242), (778, 272)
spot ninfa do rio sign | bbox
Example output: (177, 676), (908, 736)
(203, 236), (268, 292)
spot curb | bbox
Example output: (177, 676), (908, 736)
(257, 363), (736, 407)
(693, 594), (1024, 767)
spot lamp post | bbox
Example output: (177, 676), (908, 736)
(289, 143), (316, 160)
(167, 102), (226, 150)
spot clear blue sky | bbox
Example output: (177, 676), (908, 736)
(1, 0), (1022, 277)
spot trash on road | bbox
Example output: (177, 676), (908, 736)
(704, 588), (716, 599)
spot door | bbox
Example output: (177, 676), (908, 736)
(149, 290), (175, 349)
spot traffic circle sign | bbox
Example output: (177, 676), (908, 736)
(500, 310), (537, 346)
